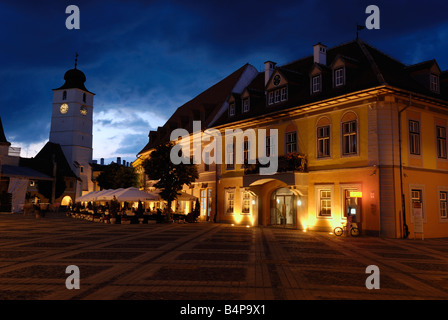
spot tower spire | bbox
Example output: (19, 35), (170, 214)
(74, 52), (79, 69)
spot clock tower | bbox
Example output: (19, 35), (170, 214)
(49, 58), (95, 199)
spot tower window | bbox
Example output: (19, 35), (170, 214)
(63, 91), (67, 100)
(83, 93), (86, 103)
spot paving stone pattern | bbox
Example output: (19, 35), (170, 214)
(0, 213), (448, 300)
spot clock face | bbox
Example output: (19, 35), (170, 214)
(80, 106), (87, 116)
(273, 74), (281, 86)
(60, 103), (69, 114)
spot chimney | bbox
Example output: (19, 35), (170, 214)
(100, 158), (104, 165)
(264, 61), (276, 85)
(313, 42), (327, 65)
(117, 157), (121, 165)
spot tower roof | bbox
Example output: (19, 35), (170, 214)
(0, 116), (11, 146)
(53, 68), (94, 94)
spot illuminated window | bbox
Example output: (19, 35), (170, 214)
(342, 120), (357, 155)
(436, 126), (447, 159)
(440, 191), (447, 220)
(225, 190), (235, 214)
(201, 189), (207, 217)
(317, 125), (330, 158)
(319, 190), (332, 217)
(409, 120), (420, 155)
(242, 191), (251, 214)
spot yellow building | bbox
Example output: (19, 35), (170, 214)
(134, 39), (448, 238)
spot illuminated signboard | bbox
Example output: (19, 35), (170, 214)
(350, 191), (363, 198)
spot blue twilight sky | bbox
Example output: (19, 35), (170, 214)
(1, 0), (448, 164)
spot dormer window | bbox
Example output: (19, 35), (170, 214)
(430, 74), (440, 93)
(229, 103), (235, 116)
(334, 68), (345, 87)
(312, 75), (321, 93)
(281, 87), (288, 100)
(274, 90), (280, 103)
(242, 98), (250, 113)
(267, 86), (288, 106)
(268, 92), (274, 105)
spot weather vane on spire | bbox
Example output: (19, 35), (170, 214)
(74, 52), (79, 69)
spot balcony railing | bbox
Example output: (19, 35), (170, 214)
(243, 153), (307, 175)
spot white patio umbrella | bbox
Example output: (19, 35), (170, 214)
(95, 188), (124, 201)
(77, 190), (101, 202)
(114, 187), (160, 202)
(151, 189), (197, 201)
(176, 191), (198, 201)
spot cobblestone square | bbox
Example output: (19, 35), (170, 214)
(1, 213), (448, 300)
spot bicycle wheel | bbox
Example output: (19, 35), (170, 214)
(350, 227), (360, 237)
(333, 227), (343, 236)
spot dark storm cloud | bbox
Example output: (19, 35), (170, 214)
(1, 0), (448, 159)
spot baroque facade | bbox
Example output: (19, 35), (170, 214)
(133, 39), (448, 238)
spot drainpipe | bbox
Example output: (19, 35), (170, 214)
(398, 94), (412, 238)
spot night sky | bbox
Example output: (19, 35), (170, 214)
(1, 0), (448, 164)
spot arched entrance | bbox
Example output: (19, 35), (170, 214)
(270, 187), (296, 226)
(61, 195), (73, 206)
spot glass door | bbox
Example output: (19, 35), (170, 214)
(274, 195), (294, 225)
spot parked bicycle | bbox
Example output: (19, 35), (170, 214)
(333, 221), (360, 237)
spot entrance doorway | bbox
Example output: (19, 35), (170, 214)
(200, 189), (213, 221)
(270, 188), (295, 226)
(61, 195), (72, 207)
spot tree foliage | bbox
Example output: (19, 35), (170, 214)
(96, 162), (139, 190)
(142, 142), (198, 219)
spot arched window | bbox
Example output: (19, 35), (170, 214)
(62, 91), (67, 100)
(341, 111), (358, 155)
